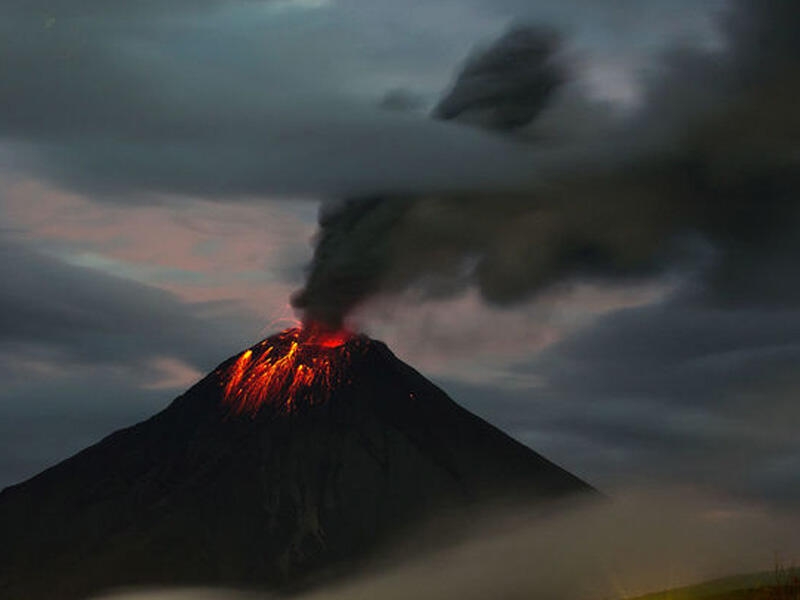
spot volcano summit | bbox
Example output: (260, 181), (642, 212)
(0, 329), (595, 599)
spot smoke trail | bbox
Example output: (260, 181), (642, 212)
(292, 0), (800, 328)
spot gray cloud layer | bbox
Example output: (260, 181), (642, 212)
(0, 0), (542, 198)
(0, 0), (727, 199)
(0, 240), (248, 368)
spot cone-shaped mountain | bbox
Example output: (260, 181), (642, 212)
(0, 329), (596, 599)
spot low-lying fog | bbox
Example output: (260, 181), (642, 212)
(93, 488), (800, 600)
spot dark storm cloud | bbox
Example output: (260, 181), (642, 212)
(32, 119), (535, 198)
(433, 25), (565, 131)
(0, 0), (731, 201)
(0, 240), (249, 369)
(292, 0), (800, 327)
(528, 283), (800, 505)
(0, 0), (540, 198)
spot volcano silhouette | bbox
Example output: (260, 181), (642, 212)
(0, 330), (595, 599)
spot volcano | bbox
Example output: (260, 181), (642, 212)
(0, 329), (595, 599)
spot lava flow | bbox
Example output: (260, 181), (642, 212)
(221, 326), (356, 416)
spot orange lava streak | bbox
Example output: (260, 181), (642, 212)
(222, 327), (354, 416)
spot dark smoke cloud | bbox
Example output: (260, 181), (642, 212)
(432, 25), (565, 131)
(292, 0), (800, 328)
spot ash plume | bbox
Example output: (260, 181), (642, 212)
(432, 24), (565, 131)
(292, 0), (800, 328)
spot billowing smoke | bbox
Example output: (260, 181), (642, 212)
(432, 25), (565, 131)
(292, 0), (800, 329)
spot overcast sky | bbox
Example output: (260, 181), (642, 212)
(1, 0), (799, 510)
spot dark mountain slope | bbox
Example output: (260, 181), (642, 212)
(0, 331), (594, 599)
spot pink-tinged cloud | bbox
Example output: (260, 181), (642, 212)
(141, 357), (204, 391)
(2, 179), (318, 322)
(357, 281), (673, 386)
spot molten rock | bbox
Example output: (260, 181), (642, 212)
(222, 327), (357, 415)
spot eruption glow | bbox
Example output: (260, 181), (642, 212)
(221, 327), (356, 416)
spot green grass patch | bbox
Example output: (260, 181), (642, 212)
(626, 566), (800, 600)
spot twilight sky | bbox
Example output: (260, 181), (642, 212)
(1, 0), (799, 508)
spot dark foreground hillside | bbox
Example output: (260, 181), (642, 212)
(629, 569), (800, 600)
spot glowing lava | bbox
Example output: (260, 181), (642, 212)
(221, 327), (356, 416)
